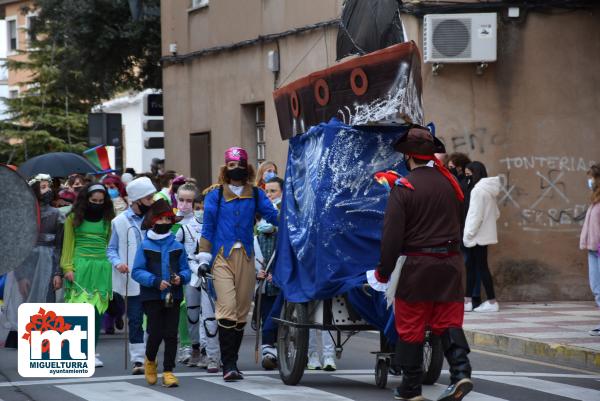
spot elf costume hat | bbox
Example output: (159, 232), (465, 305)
(142, 198), (182, 230)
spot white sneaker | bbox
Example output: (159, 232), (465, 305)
(473, 301), (499, 313)
(589, 327), (600, 336)
(464, 302), (473, 312)
(177, 346), (192, 364)
(95, 354), (104, 368)
(207, 358), (220, 373)
(307, 352), (322, 370)
(261, 345), (278, 370)
(196, 353), (208, 368)
(322, 355), (337, 371)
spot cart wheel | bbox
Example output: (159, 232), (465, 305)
(277, 302), (309, 385)
(375, 358), (389, 389)
(422, 331), (444, 385)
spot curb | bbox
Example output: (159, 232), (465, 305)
(464, 329), (600, 372)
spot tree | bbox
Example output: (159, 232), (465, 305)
(0, 0), (161, 164)
(29, 0), (162, 105)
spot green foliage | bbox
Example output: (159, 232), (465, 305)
(29, 0), (162, 104)
(1, 0), (161, 164)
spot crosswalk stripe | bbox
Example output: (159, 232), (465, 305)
(56, 381), (184, 401)
(198, 375), (354, 401)
(334, 375), (510, 401)
(0, 369), (598, 388)
(479, 375), (600, 401)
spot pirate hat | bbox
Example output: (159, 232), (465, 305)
(142, 198), (183, 230)
(393, 125), (446, 155)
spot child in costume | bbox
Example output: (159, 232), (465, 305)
(132, 199), (191, 388)
(61, 183), (115, 368)
(106, 176), (157, 374)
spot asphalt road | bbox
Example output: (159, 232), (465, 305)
(0, 330), (598, 401)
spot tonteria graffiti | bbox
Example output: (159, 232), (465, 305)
(495, 156), (593, 233)
(499, 156), (596, 172)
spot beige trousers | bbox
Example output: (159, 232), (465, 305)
(212, 248), (255, 323)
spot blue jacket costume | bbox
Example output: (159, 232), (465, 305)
(132, 233), (192, 302)
(199, 183), (279, 261)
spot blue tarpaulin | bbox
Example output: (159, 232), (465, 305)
(273, 118), (408, 304)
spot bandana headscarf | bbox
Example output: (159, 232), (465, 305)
(405, 153), (464, 202)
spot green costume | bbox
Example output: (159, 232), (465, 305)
(60, 214), (112, 315)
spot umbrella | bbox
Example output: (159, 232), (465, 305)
(17, 152), (99, 178)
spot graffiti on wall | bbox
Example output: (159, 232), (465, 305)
(497, 159), (593, 232)
(440, 128), (594, 233)
(444, 127), (506, 155)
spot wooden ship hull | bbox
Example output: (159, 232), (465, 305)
(273, 41), (423, 140)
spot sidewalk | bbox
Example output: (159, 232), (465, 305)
(463, 301), (600, 372)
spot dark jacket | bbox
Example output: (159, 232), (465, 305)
(132, 233), (191, 302)
(376, 166), (465, 302)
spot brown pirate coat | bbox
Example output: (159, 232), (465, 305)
(376, 166), (465, 302)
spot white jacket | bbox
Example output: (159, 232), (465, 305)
(463, 177), (501, 247)
(110, 212), (143, 296)
(175, 213), (203, 287)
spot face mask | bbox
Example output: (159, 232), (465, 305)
(85, 203), (105, 221)
(588, 178), (594, 190)
(194, 210), (204, 221)
(226, 167), (249, 182)
(264, 171), (276, 182)
(136, 201), (151, 216)
(107, 188), (119, 199)
(272, 197), (282, 206)
(153, 223), (173, 235)
(256, 220), (275, 234)
(40, 190), (54, 205)
(449, 167), (458, 177)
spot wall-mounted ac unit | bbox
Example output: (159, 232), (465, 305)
(423, 13), (497, 63)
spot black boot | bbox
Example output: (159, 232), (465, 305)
(233, 323), (245, 378)
(392, 340), (425, 401)
(218, 319), (242, 381)
(437, 328), (473, 401)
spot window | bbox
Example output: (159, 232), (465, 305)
(26, 14), (37, 46)
(0, 62), (8, 82)
(7, 19), (17, 52)
(8, 89), (19, 99)
(256, 104), (266, 163)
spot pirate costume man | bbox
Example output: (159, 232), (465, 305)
(374, 127), (473, 401)
(197, 147), (279, 381)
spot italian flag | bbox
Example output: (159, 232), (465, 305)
(83, 145), (112, 172)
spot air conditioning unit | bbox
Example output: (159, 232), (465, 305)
(423, 13), (497, 63)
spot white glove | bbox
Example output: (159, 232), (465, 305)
(197, 252), (212, 266)
(189, 259), (201, 276)
(366, 270), (389, 292)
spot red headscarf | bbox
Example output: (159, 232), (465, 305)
(102, 174), (127, 198)
(406, 153), (464, 202)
